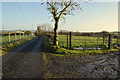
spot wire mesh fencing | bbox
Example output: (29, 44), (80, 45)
(58, 32), (120, 50)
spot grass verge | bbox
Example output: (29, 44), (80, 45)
(0, 36), (36, 56)
(42, 36), (119, 56)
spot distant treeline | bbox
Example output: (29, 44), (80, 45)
(41, 31), (120, 39)
(58, 31), (101, 36)
(1, 30), (120, 38)
(1, 33), (25, 36)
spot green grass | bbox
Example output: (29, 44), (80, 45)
(0, 36), (36, 56)
(59, 35), (120, 49)
(43, 35), (119, 56)
(0, 34), (33, 45)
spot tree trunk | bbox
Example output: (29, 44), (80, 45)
(53, 19), (59, 45)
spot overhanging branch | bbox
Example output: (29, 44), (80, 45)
(58, 2), (72, 19)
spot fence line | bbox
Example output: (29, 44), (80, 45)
(65, 31), (119, 50)
(2, 33), (35, 45)
(108, 34), (112, 49)
(44, 31), (120, 50)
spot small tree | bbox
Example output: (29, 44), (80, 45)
(42, 0), (83, 46)
(37, 26), (42, 35)
(25, 31), (32, 35)
(41, 23), (53, 32)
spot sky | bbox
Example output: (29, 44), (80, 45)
(1, 1), (119, 32)
(118, 2), (120, 31)
(1, 0), (120, 2)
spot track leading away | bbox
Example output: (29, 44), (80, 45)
(2, 36), (44, 78)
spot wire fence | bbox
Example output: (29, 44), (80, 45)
(58, 32), (120, 50)
(39, 31), (120, 50)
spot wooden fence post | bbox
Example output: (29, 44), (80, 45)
(20, 33), (21, 40)
(69, 31), (72, 50)
(9, 33), (10, 43)
(15, 33), (17, 41)
(23, 33), (24, 38)
(67, 33), (68, 49)
(108, 34), (112, 49)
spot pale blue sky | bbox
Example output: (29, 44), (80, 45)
(2, 2), (118, 32)
(2, 0), (120, 2)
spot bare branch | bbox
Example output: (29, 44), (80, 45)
(58, 1), (72, 19)
(47, 2), (58, 19)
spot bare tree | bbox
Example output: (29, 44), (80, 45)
(46, 24), (53, 32)
(42, 0), (85, 45)
(41, 23), (53, 32)
(37, 26), (42, 35)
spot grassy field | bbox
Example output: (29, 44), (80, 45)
(0, 36), (36, 56)
(0, 34), (33, 45)
(58, 35), (120, 49)
(43, 35), (118, 56)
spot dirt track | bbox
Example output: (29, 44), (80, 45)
(42, 52), (119, 78)
(2, 36), (44, 78)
